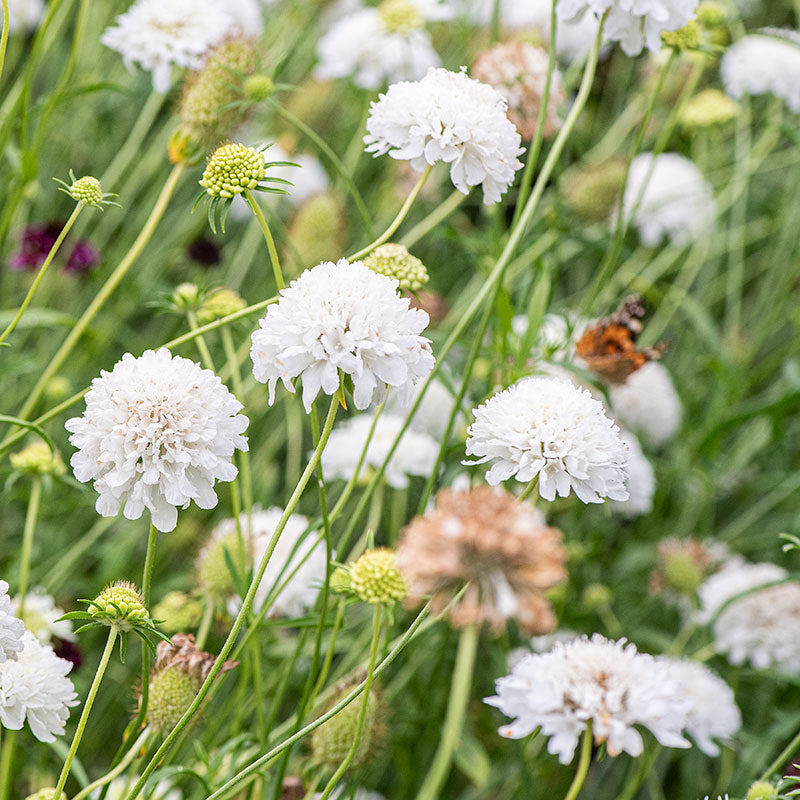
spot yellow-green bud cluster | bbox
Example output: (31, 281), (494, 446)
(363, 243), (429, 291)
(200, 143), (265, 199)
(746, 781), (778, 800)
(661, 20), (702, 50)
(680, 89), (739, 129)
(10, 442), (65, 476)
(69, 175), (104, 207)
(196, 288), (247, 324)
(311, 684), (382, 771)
(90, 582), (150, 631)
(560, 159), (628, 222)
(286, 192), (346, 273)
(152, 591), (203, 636)
(196, 531), (250, 598)
(378, 0), (425, 33)
(582, 583), (613, 611)
(662, 551), (705, 595)
(171, 282), (201, 310)
(44, 376), (71, 402)
(146, 664), (200, 733)
(349, 548), (408, 605)
(24, 790), (67, 800)
(244, 74), (275, 103)
(696, 1), (727, 28)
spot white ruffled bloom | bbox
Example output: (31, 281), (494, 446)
(224, 507), (328, 618)
(364, 67), (525, 204)
(617, 152), (715, 247)
(609, 362), (682, 448)
(322, 412), (439, 489)
(0, 581), (24, 664)
(558, 0), (699, 56)
(66, 348), (249, 533)
(464, 376), (629, 503)
(721, 32), (800, 113)
(485, 634), (691, 763)
(657, 657), (741, 756)
(315, 0), (450, 89)
(250, 260), (434, 413)
(0, 631), (77, 742)
(696, 558), (800, 672)
(6, 0), (45, 31)
(13, 589), (75, 645)
(611, 432), (655, 518)
(100, 0), (243, 93)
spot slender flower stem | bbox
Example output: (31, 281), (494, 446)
(53, 626), (119, 797)
(400, 188), (465, 249)
(617, 742), (660, 800)
(17, 475), (41, 616)
(0, 203), (83, 345)
(0, 0), (9, 85)
(563, 722), (593, 800)
(348, 164), (433, 261)
(759, 726), (800, 783)
(415, 623), (480, 800)
(186, 310), (216, 371)
(0, 731), (16, 800)
(516, 476), (539, 505)
(195, 597), (215, 650)
(244, 188), (285, 290)
(71, 728), (150, 800)
(123, 396), (340, 800)
(317, 604), (383, 800)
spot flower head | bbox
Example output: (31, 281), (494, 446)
(0, 581), (25, 664)
(680, 89), (740, 129)
(0, 631), (77, 742)
(65, 348), (249, 533)
(464, 376), (629, 503)
(5, 0), (45, 31)
(485, 634), (691, 763)
(611, 432), (655, 518)
(363, 243), (428, 291)
(250, 260), (434, 412)
(200, 143), (266, 199)
(152, 591), (203, 635)
(397, 485), (567, 633)
(9, 441), (65, 477)
(89, 581), (151, 631)
(364, 67), (524, 204)
(13, 589), (75, 645)
(348, 549), (408, 605)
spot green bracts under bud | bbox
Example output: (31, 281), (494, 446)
(90, 582), (150, 631)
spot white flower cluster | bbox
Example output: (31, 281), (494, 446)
(66, 348), (249, 533)
(721, 32), (800, 113)
(250, 260), (434, 413)
(618, 152), (715, 247)
(364, 67), (525, 204)
(101, 0), (262, 93)
(316, 0), (450, 89)
(464, 376), (629, 503)
(485, 634), (691, 763)
(14, 589), (75, 645)
(558, 0), (700, 56)
(0, 581), (24, 663)
(322, 412), (439, 489)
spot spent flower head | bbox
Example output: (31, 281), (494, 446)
(54, 171), (120, 210)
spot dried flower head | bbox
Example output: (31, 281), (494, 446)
(397, 485), (567, 633)
(348, 548), (408, 605)
(363, 243), (428, 291)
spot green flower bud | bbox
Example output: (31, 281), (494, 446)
(582, 583), (613, 611)
(363, 243), (429, 291)
(196, 288), (247, 324)
(662, 20), (703, 51)
(680, 89), (739, 129)
(24, 790), (67, 800)
(560, 159), (628, 222)
(171, 282), (201, 310)
(90, 581), (150, 631)
(663, 551), (705, 595)
(696, 1), (727, 28)
(43, 376), (72, 403)
(200, 143), (265, 199)
(746, 781), (778, 800)
(349, 548), (408, 605)
(69, 175), (104, 206)
(378, 0), (424, 33)
(152, 591), (203, 636)
(244, 74), (275, 102)
(286, 191), (346, 273)
(10, 442), (65, 476)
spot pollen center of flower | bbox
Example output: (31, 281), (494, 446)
(378, 0), (424, 33)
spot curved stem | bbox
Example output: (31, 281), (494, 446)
(70, 728), (150, 800)
(0, 203), (83, 345)
(399, 189), (465, 249)
(245, 188), (285, 290)
(563, 722), (593, 800)
(186, 310), (216, 370)
(195, 597), (214, 650)
(348, 164), (433, 261)
(415, 623), (479, 800)
(123, 396), (340, 800)
(0, 0), (9, 85)
(16, 475), (41, 616)
(317, 604), (383, 800)
(53, 626), (118, 797)
(759, 727), (800, 783)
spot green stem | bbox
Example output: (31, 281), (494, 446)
(759, 726), (800, 783)
(617, 742), (660, 800)
(563, 722), (593, 800)
(0, 203), (83, 345)
(317, 604), (383, 800)
(415, 623), (480, 800)
(70, 728), (150, 800)
(53, 626), (118, 797)
(348, 164), (433, 261)
(195, 598), (214, 650)
(16, 475), (41, 616)
(187, 309), (216, 370)
(399, 188), (465, 249)
(123, 395), (340, 800)
(245, 188), (285, 290)
(0, 730), (16, 800)
(0, 0), (8, 85)
(516, 476), (540, 505)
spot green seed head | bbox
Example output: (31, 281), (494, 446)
(69, 175), (104, 206)
(200, 143), (265, 199)
(145, 664), (200, 734)
(560, 159), (628, 222)
(680, 89), (739, 129)
(90, 581), (150, 631)
(244, 73), (275, 102)
(746, 781), (778, 800)
(196, 287), (247, 324)
(582, 583), (613, 611)
(10, 441), (65, 477)
(363, 243), (429, 291)
(662, 20), (703, 50)
(349, 548), (408, 605)
(152, 591), (203, 636)
(663, 552), (705, 595)
(378, 0), (424, 33)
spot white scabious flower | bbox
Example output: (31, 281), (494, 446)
(0, 631), (77, 742)
(315, 0), (450, 89)
(485, 634), (691, 763)
(558, 0), (699, 56)
(696, 558), (800, 672)
(656, 657), (741, 756)
(13, 589), (75, 645)
(364, 67), (525, 204)
(101, 0), (240, 93)
(66, 348), (249, 533)
(611, 431), (655, 518)
(609, 362), (682, 448)
(464, 376), (629, 503)
(0, 581), (24, 664)
(721, 32), (800, 113)
(322, 412), (439, 489)
(250, 260), (434, 413)
(617, 152), (715, 247)
(6, 0), (45, 31)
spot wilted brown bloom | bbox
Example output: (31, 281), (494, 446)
(396, 486), (567, 633)
(650, 537), (728, 596)
(154, 633), (238, 683)
(472, 41), (565, 141)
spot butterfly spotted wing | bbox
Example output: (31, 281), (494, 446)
(575, 295), (668, 384)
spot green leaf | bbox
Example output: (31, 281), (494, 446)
(55, 610), (94, 621)
(454, 731), (491, 789)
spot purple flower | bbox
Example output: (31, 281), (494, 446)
(7, 222), (100, 276)
(65, 240), (100, 274)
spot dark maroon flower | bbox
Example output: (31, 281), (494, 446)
(187, 237), (222, 267)
(53, 637), (83, 671)
(8, 223), (61, 271)
(65, 240), (101, 274)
